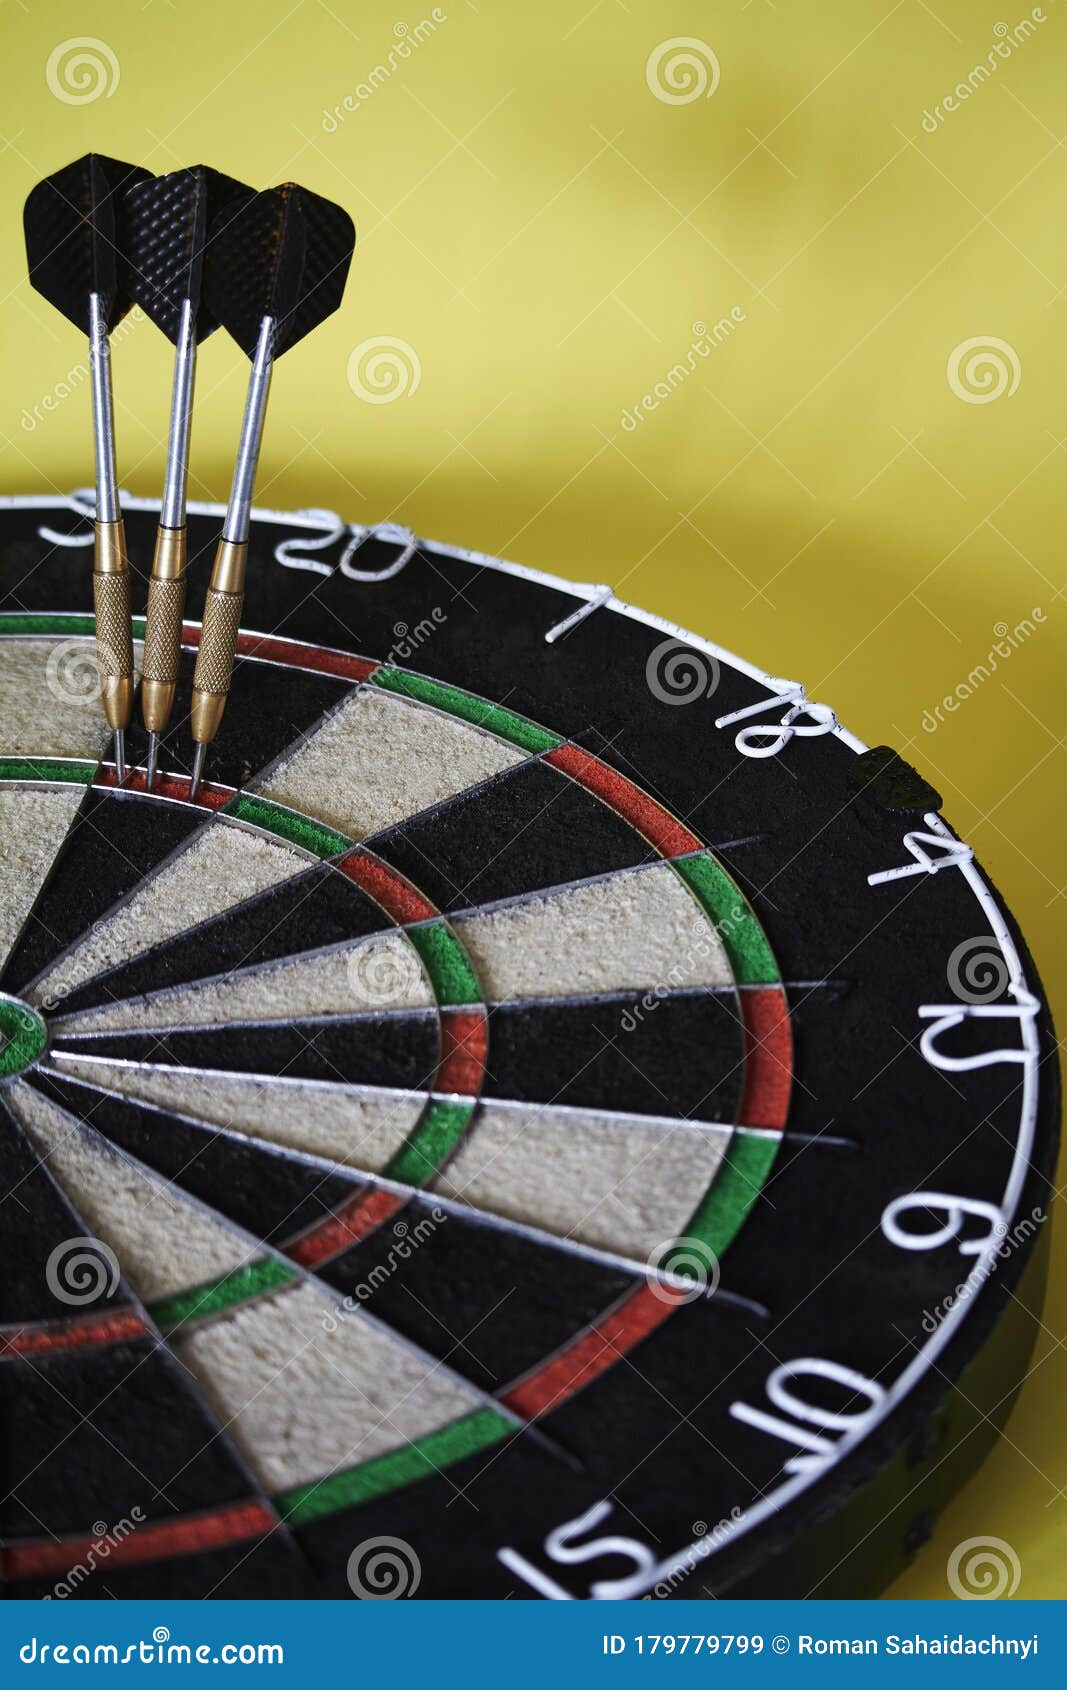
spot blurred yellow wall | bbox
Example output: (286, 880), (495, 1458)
(1, 0), (1064, 1600)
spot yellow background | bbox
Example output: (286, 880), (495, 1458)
(1, 0), (1064, 1600)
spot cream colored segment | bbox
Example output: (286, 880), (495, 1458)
(0, 639), (112, 761)
(30, 824), (308, 1010)
(0, 786), (85, 970)
(52, 1060), (423, 1172)
(55, 931), (433, 1034)
(253, 686), (525, 840)
(432, 1103), (727, 1260)
(452, 864), (732, 1001)
(5, 1081), (255, 1300)
(172, 1280), (482, 1492)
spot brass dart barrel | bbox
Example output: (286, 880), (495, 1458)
(141, 524), (187, 783)
(189, 536), (249, 795)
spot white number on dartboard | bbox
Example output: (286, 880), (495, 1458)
(881, 1190), (1005, 1256)
(498, 1500), (657, 1601)
(730, 1358), (886, 1477)
(868, 830), (973, 887)
(715, 680), (837, 760)
(918, 990), (1039, 1072)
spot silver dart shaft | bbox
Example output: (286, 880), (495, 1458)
(225, 314), (274, 543)
(142, 297), (197, 786)
(88, 293), (119, 525)
(161, 298), (196, 528)
(88, 292), (135, 759)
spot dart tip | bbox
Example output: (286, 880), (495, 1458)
(113, 728), (126, 785)
(145, 732), (159, 791)
(189, 741), (206, 800)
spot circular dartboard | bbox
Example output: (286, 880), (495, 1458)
(0, 494), (1058, 1601)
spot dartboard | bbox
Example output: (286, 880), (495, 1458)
(0, 494), (1058, 1601)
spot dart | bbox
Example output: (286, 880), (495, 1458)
(23, 153), (151, 781)
(187, 182), (355, 797)
(123, 166), (252, 787)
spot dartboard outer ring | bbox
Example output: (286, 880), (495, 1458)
(0, 493), (1058, 1602)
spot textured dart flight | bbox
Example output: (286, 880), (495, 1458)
(188, 182), (356, 797)
(23, 154), (151, 781)
(122, 165), (252, 789)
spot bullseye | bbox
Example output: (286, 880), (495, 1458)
(0, 993), (46, 1080)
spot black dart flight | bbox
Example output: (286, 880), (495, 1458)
(23, 153), (151, 782)
(123, 166), (253, 787)
(186, 182), (356, 796)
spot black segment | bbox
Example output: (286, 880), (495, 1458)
(484, 990), (745, 1119)
(122, 651), (351, 792)
(52, 859), (391, 1019)
(1, 789), (204, 997)
(0, 1094), (138, 1325)
(33, 1070), (358, 1248)
(52, 1012), (441, 1091)
(368, 758), (655, 912)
